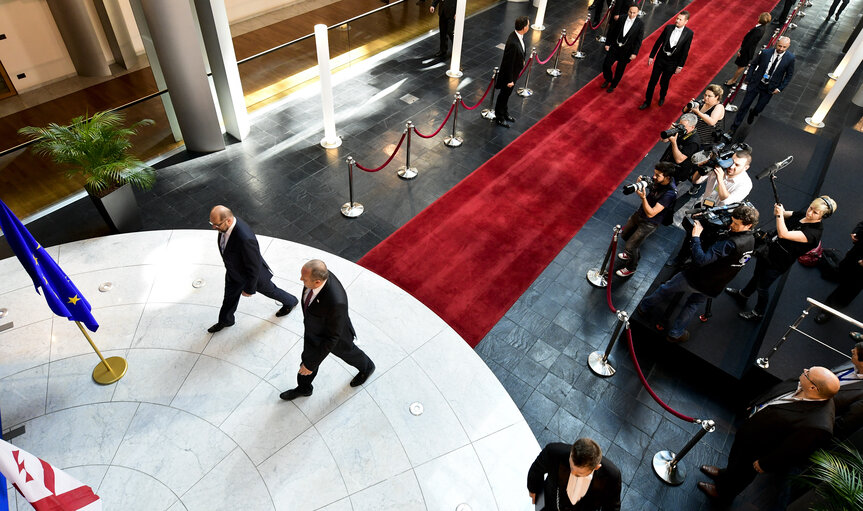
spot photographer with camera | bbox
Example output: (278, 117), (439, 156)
(659, 113), (700, 184)
(727, 196), (838, 320)
(615, 162), (678, 278)
(638, 204), (759, 342)
(686, 84), (726, 146)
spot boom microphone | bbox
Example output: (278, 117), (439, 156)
(756, 155), (793, 180)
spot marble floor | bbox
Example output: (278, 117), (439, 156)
(0, 231), (537, 510)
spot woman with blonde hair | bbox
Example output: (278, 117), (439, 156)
(727, 196), (837, 320)
(725, 12), (771, 86)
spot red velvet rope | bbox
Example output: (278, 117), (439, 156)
(354, 131), (407, 172)
(589, 0), (616, 30)
(413, 102), (457, 138)
(564, 21), (588, 46)
(517, 56), (533, 79)
(536, 37), (563, 65)
(460, 77), (496, 110)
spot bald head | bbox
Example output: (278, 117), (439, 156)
(806, 366), (840, 399)
(775, 37), (791, 53)
(301, 259), (329, 288)
(209, 205), (234, 232)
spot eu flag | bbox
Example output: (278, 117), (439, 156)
(0, 199), (99, 332)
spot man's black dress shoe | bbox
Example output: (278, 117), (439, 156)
(600, 81), (610, 88)
(697, 481), (720, 499)
(275, 304), (294, 317)
(495, 118), (510, 128)
(606, 86), (615, 93)
(207, 322), (233, 333)
(638, 102), (649, 110)
(658, 97), (665, 106)
(814, 312), (832, 324)
(350, 363), (376, 387)
(505, 115), (516, 122)
(724, 287), (748, 306)
(700, 465), (721, 479)
(280, 388), (313, 401)
(739, 310), (764, 321)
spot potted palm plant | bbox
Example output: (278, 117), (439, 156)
(789, 442), (863, 511)
(19, 110), (156, 232)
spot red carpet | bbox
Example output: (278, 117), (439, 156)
(359, 0), (779, 346)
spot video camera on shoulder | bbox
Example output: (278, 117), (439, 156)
(686, 201), (755, 230)
(660, 123), (687, 140)
(690, 136), (751, 176)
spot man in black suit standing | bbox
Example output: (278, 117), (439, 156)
(729, 37), (795, 131)
(601, 4), (644, 93)
(698, 366), (840, 502)
(834, 342), (863, 440)
(280, 259), (375, 401)
(430, 0), (456, 58)
(527, 437), (621, 511)
(640, 11), (693, 110)
(208, 205), (298, 333)
(494, 16), (529, 128)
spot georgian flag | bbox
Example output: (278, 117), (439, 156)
(0, 439), (101, 510)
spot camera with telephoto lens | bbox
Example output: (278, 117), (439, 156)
(682, 98), (703, 113)
(660, 123), (687, 140)
(687, 201), (754, 229)
(622, 177), (653, 195)
(690, 137), (751, 176)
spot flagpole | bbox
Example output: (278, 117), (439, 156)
(75, 321), (127, 384)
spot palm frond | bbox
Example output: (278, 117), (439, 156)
(802, 442), (863, 511)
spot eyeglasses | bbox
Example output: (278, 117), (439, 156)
(208, 219), (227, 227)
(803, 368), (821, 392)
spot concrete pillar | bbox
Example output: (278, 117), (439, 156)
(92, 0), (138, 69)
(45, 0), (111, 77)
(193, 0), (250, 141)
(137, 0), (224, 152)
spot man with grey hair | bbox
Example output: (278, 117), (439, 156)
(659, 113), (700, 183)
(730, 37), (795, 132)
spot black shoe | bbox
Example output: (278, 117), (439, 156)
(279, 388), (313, 401)
(639, 102), (650, 110)
(207, 322), (233, 333)
(505, 115), (516, 122)
(697, 481), (720, 499)
(600, 81), (610, 88)
(814, 312), (832, 324)
(700, 465), (721, 479)
(724, 287), (749, 306)
(606, 86), (615, 93)
(275, 304), (294, 317)
(658, 97), (665, 106)
(495, 118), (510, 128)
(739, 310), (764, 321)
(666, 330), (690, 343)
(350, 363), (376, 387)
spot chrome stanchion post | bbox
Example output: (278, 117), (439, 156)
(444, 93), (464, 147)
(638, 0), (647, 17)
(547, 30), (564, 77)
(517, 49), (537, 97)
(398, 122), (418, 179)
(653, 420), (716, 485)
(596, 1), (614, 43)
(587, 225), (621, 288)
(756, 302), (817, 368)
(588, 310), (627, 377)
(482, 67), (499, 120)
(340, 156), (364, 218)
(572, 17), (589, 59)
(650, 0), (660, 5)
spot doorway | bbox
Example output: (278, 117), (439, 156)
(0, 60), (18, 100)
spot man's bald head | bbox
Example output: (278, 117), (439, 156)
(209, 205), (234, 232)
(301, 259), (329, 284)
(807, 366), (840, 399)
(775, 37), (791, 53)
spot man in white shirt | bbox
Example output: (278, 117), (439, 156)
(640, 11), (694, 109)
(494, 16), (529, 128)
(730, 37), (795, 131)
(601, 4), (645, 93)
(695, 151), (753, 207)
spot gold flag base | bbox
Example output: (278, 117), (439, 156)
(92, 356), (127, 385)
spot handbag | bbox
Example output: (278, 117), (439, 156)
(798, 241), (823, 267)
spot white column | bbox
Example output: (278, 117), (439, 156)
(315, 24), (341, 148)
(828, 25), (863, 80)
(532, 0), (548, 31)
(806, 29), (863, 127)
(446, 0), (467, 78)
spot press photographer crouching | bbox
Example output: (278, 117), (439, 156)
(726, 196), (838, 321)
(638, 204), (759, 343)
(659, 113), (700, 185)
(615, 162), (678, 278)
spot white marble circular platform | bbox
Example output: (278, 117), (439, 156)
(0, 230), (538, 511)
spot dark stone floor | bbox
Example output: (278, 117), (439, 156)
(5, 0), (863, 509)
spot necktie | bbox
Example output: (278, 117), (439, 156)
(837, 368), (856, 381)
(219, 233), (226, 253)
(303, 289), (314, 311)
(767, 53), (781, 77)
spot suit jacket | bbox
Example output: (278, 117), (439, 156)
(218, 218), (271, 295)
(496, 30), (525, 89)
(649, 24), (693, 68)
(527, 444), (621, 511)
(746, 48), (795, 91)
(834, 377), (863, 439)
(738, 24), (767, 64)
(300, 272), (356, 371)
(431, 0), (456, 19)
(606, 16), (644, 59)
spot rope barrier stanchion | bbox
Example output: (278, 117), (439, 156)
(596, 0), (616, 43)
(413, 102), (456, 138)
(517, 49), (537, 97)
(650, 0), (661, 5)
(398, 121), (418, 180)
(444, 93), (463, 147)
(638, 0), (647, 17)
(588, 310), (627, 377)
(756, 301), (818, 369)
(587, 225), (621, 288)
(537, 37), (562, 66)
(340, 156), (364, 218)
(547, 30), (565, 77)
(572, 17), (589, 59)
(460, 76), (495, 110)
(653, 419), (716, 485)
(482, 67), (499, 120)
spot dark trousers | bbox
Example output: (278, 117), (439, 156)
(731, 83), (774, 129)
(620, 212), (659, 271)
(716, 440), (758, 501)
(602, 52), (631, 87)
(644, 60), (676, 103)
(828, 0), (850, 18)
(494, 85), (514, 118)
(438, 15), (454, 54)
(296, 340), (374, 392)
(777, 0), (796, 23)
(825, 254), (863, 307)
(741, 257), (786, 315)
(218, 274), (298, 325)
(640, 272), (707, 338)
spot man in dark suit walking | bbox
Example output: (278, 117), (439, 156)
(527, 437), (621, 510)
(697, 366), (840, 502)
(494, 16), (529, 128)
(208, 205), (298, 333)
(640, 11), (693, 110)
(601, 4), (644, 93)
(730, 37), (795, 131)
(430, 0), (457, 58)
(834, 343), (863, 440)
(280, 259), (375, 401)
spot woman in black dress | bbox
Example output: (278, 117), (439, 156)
(725, 12), (771, 86)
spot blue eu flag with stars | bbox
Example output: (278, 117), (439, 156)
(0, 199), (99, 332)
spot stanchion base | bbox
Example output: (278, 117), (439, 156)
(446, 69), (464, 78)
(546, 68), (562, 77)
(572, 51), (586, 59)
(517, 88), (533, 97)
(93, 356), (127, 385)
(398, 166), (418, 179)
(827, 72), (838, 80)
(756, 357), (770, 369)
(726, 105), (738, 112)
(531, 23), (545, 31)
(596, 36), (607, 43)
(341, 202), (364, 218)
(481, 109), (496, 120)
(320, 136), (342, 149)
(805, 116), (825, 128)
(639, 10), (646, 17)
(588, 351), (616, 377)
(586, 268), (608, 288)
(444, 136), (463, 147)
(797, 11), (806, 17)
(653, 450), (686, 485)
(740, 83), (747, 91)
(789, 23), (798, 29)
